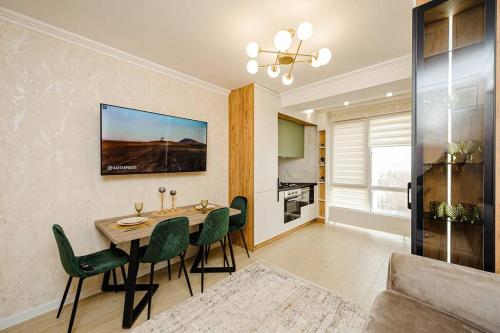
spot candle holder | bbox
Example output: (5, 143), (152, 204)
(170, 190), (177, 211)
(158, 187), (166, 212)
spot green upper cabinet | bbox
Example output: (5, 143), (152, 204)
(278, 119), (304, 158)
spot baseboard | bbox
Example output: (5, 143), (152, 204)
(0, 298), (61, 330)
(254, 219), (318, 250)
(0, 245), (210, 330)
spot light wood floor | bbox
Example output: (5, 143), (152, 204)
(5, 222), (410, 333)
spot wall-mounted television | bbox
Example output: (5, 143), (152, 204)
(100, 104), (207, 175)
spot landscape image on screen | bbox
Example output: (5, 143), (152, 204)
(101, 104), (207, 175)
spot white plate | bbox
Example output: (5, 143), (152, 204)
(194, 204), (216, 210)
(117, 217), (147, 226)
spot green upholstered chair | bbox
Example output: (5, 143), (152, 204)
(52, 224), (129, 333)
(189, 207), (230, 292)
(207, 196), (249, 265)
(139, 217), (193, 320)
(228, 196), (249, 257)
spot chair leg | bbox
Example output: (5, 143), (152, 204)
(120, 265), (127, 285)
(167, 260), (171, 281)
(178, 253), (184, 279)
(180, 252), (193, 296)
(205, 244), (211, 264)
(222, 236), (227, 267)
(200, 246), (205, 293)
(148, 263), (155, 320)
(56, 276), (72, 318)
(240, 229), (250, 258)
(220, 240), (231, 275)
(67, 277), (84, 333)
(227, 232), (236, 270)
(112, 268), (118, 293)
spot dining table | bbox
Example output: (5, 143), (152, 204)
(95, 203), (241, 329)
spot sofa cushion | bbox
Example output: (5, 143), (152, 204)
(362, 291), (485, 333)
(387, 253), (500, 332)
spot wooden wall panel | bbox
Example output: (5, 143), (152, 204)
(228, 84), (255, 251)
(416, 0), (432, 6)
(496, 0), (500, 273)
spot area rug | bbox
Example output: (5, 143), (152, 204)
(133, 261), (367, 333)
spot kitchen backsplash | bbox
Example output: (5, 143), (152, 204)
(278, 126), (318, 183)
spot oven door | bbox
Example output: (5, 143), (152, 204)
(284, 196), (301, 223)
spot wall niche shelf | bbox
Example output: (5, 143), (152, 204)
(318, 130), (326, 221)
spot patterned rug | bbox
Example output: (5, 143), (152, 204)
(133, 261), (367, 333)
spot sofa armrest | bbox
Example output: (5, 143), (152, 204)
(387, 253), (500, 333)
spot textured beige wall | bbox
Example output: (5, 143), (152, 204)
(0, 20), (228, 318)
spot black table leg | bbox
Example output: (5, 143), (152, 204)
(122, 239), (159, 328)
(189, 230), (236, 274)
(122, 239), (140, 328)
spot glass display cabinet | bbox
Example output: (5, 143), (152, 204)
(411, 0), (495, 271)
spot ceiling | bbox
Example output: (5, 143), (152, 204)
(0, 0), (413, 93)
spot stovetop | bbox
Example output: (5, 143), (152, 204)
(278, 182), (317, 192)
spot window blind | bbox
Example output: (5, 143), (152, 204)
(369, 113), (411, 147)
(332, 186), (369, 211)
(332, 120), (367, 185)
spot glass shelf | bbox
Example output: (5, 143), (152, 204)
(423, 214), (483, 227)
(423, 162), (483, 166)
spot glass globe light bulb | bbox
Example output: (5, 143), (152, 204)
(282, 73), (294, 86)
(297, 22), (313, 41)
(317, 48), (332, 66)
(267, 65), (280, 78)
(246, 42), (259, 58)
(246, 59), (259, 74)
(274, 30), (292, 52)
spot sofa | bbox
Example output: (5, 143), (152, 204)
(363, 253), (500, 332)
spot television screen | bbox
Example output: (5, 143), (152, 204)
(101, 104), (207, 175)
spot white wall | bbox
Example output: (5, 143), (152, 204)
(0, 20), (228, 324)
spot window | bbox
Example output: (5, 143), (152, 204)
(332, 112), (411, 218)
(370, 146), (411, 217)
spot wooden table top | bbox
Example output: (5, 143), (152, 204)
(95, 204), (240, 244)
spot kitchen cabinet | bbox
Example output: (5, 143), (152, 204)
(229, 84), (282, 249)
(278, 119), (304, 158)
(254, 190), (283, 245)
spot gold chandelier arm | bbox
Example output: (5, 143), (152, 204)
(273, 51), (281, 68)
(259, 49), (313, 58)
(288, 40), (302, 76)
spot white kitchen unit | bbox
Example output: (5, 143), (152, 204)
(253, 85), (282, 245)
(228, 83), (318, 250)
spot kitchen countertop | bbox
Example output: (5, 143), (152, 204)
(278, 182), (317, 192)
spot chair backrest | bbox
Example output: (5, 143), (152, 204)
(197, 208), (229, 246)
(52, 224), (81, 277)
(142, 217), (189, 264)
(229, 196), (248, 229)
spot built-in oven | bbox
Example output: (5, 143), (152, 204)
(284, 187), (312, 223)
(284, 188), (302, 223)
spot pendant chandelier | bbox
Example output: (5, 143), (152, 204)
(246, 22), (331, 86)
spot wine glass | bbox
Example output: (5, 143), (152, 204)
(134, 202), (144, 217)
(201, 199), (208, 213)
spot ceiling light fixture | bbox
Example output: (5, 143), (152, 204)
(246, 22), (331, 85)
(344, 101), (349, 106)
(246, 59), (259, 74)
(282, 73), (294, 86)
(386, 92), (393, 97)
(267, 65), (280, 78)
